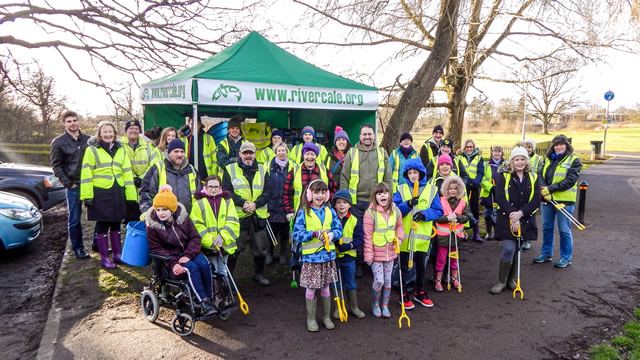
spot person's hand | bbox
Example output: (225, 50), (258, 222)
(244, 202), (256, 213)
(213, 235), (224, 248)
(337, 243), (352, 252)
(407, 197), (419, 207)
(178, 256), (190, 264)
(312, 231), (322, 239)
(412, 211), (426, 222)
(510, 220), (520, 233)
(509, 210), (523, 222)
(366, 261), (372, 266)
(447, 213), (457, 222)
(541, 187), (552, 202)
(84, 199), (94, 208)
(70, 184), (78, 189)
(173, 264), (186, 275)
(134, 177), (142, 188)
(326, 231), (334, 243)
(139, 212), (147, 221)
(286, 213), (294, 222)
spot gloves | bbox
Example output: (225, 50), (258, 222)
(213, 235), (224, 248)
(446, 213), (457, 222)
(134, 177), (142, 188)
(541, 187), (552, 202)
(412, 211), (426, 222)
(312, 231), (322, 239)
(286, 213), (294, 222)
(407, 197), (419, 207)
(84, 199), (94, 208)
(139, 212), (147, 221)
(337, 243), (352, 252)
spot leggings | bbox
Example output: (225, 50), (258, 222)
(371, 261), (393, 292)
(435, 245), (458, 272)
(500, 239), (517, 262)
(305, 285), (330, 299)
(95, 221), (120, 234)
(400, 251), (428, 290)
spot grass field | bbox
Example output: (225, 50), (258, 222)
(405, 126), (640, 153)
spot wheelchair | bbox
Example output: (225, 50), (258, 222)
(140, 252), (237, 336)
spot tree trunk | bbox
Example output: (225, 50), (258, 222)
(379, 0), (460, 153)
(447, 74), (471, 152)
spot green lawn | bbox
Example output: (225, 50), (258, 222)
(406, 127), (640, 153)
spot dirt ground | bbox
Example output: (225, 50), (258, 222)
(0, 205), (67, 360)
(30, 154), (640, 359)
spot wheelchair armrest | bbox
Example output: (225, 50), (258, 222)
(149, 253), (172, 262)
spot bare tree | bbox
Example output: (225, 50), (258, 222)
(516, 59), (582, 134)
(289, 0), (633, 149)
(0, 1), (264, 105)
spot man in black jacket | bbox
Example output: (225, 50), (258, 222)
(50, 111), (91, 259)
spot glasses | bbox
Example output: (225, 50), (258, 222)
(206, 185), (220, 190)
(465, 145), (474, 149)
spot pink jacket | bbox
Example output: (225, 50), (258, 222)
(363, 204), (404, 264)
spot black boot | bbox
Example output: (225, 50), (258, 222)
(485, 221), (494, 241)
(253, 257), (270, 286)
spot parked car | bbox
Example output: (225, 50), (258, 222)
(0, 191), (42, 250)
(0, 162), (66, 210)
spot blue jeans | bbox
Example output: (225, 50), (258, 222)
(337, 259), (357, 291)
(182, 254), (213, 302)
(541, 202), (575, 260)
(66, 186), (84, 251)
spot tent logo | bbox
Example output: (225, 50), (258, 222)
(212, 84), (242, 102)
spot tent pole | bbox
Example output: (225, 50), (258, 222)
(288, 110), (291, 129)
(193, 104), (199, 174)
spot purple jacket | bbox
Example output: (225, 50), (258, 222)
(145, 203), (202, 270)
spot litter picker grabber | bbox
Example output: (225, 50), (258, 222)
(289, 217), (298, 289)
(265, 220), (278, 246)
(450, 222), (462, 293)
(511, 221), (524, 300)
(217, 246), (249, 315)
(549, 199), (586, 230)
(395, 237), (411, 328)
(336, 237), (348, 321)
(447, 223), (452, 291)
(323, 232), (346, 322)
(408, 181), (419, 269)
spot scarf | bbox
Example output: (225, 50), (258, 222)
(400, 145), (413, 158)
(275, 157), (288, 169)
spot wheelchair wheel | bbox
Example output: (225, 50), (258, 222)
(141, 290), (159, 323)
(171, 313), (194, 336)
(219, 311), (231, 321)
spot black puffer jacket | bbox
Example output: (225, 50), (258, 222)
(50, 131), (90, 188)
(494, 169), (541, 241)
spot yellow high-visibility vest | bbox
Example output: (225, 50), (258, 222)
(347, 147), (385, 203)
(368, 207), (399, 247)
(391, 148), (418, 193)
(337, 215), (357, 258)
(225, 163), (268, 219)
(398, 182), (436, 252)
(120, 136), (161, 180)
(80, 144), (137, 201)
(542, 154), (578, 202)
(302, 207), (335, 255)
(292, 164), (329, 213)
(191, 197), (239, 255)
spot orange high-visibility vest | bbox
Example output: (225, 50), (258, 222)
(435, 197), (465, 238)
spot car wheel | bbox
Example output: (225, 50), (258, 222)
(10, 190), (39, 209)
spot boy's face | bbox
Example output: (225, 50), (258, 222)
(407, 169), (420, 183)
(525, 143), (534, 153)
(334, 198), (351, 214)
(448, 184), (458, 198)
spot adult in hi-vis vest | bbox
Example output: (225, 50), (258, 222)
(179, 117), (217, 178)
(425, 138), (469, 184)
(432, 176), (472, 292)
(389, 132), (419, 194)
(80, 121), (137, 269)
(325, 126), (351, 189)
(216, 117), (246, 176)
(222, 142), (273, 286)
(490, 146), (541, 294)
(331, 190), (366, 319)
(340, 123), (392, 278)
(420, 124), (444, 169)
(139, 139), (201, 215)
(534, 135), (582, 268)
(458, 139), (485, 242)
(393, 158), (443, 309)
(256, 130), (284, 166)
(120, 119), (162, 223)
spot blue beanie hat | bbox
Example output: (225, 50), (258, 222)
(167, 138), (185, 154)
(301, 126), (315, 137)
(301, 142), (319, 156)
(272, 130), (284, 140)
(334, 126), (350, 143)
(332, 189), (352, 205)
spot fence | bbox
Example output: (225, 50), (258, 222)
(483, 138), (571, 160)
(0, 143), (51, 166)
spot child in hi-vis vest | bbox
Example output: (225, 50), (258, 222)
(363, 182), (404, 318)
(292, 179), (343, 332)
(433, 176), (472, 292)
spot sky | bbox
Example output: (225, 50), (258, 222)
(4, 1), (638, 117)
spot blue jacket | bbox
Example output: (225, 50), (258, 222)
(389, 146), (418, 188)
(393, 158), (443, 221)
(292, 205), (343, 263)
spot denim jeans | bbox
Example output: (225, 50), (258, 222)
(182, 254), (213, 302)
(337, 259), (357, 291)
(66, 186), (84, 251)
(541, 202), (575, 260)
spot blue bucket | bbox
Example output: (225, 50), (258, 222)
(122, 221), (150, 267)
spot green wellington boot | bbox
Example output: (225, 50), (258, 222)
(320, 296), (335, 330)
(490, 261), (512, 294)
(305, 298), (319, 332)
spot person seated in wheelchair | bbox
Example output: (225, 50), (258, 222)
(146, 184), (217, 316)
(191, 174), (240, 312)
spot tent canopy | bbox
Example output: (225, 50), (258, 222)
(141, 31), (378, 144)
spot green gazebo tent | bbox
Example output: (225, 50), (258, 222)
(140, 31), (379, 149)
